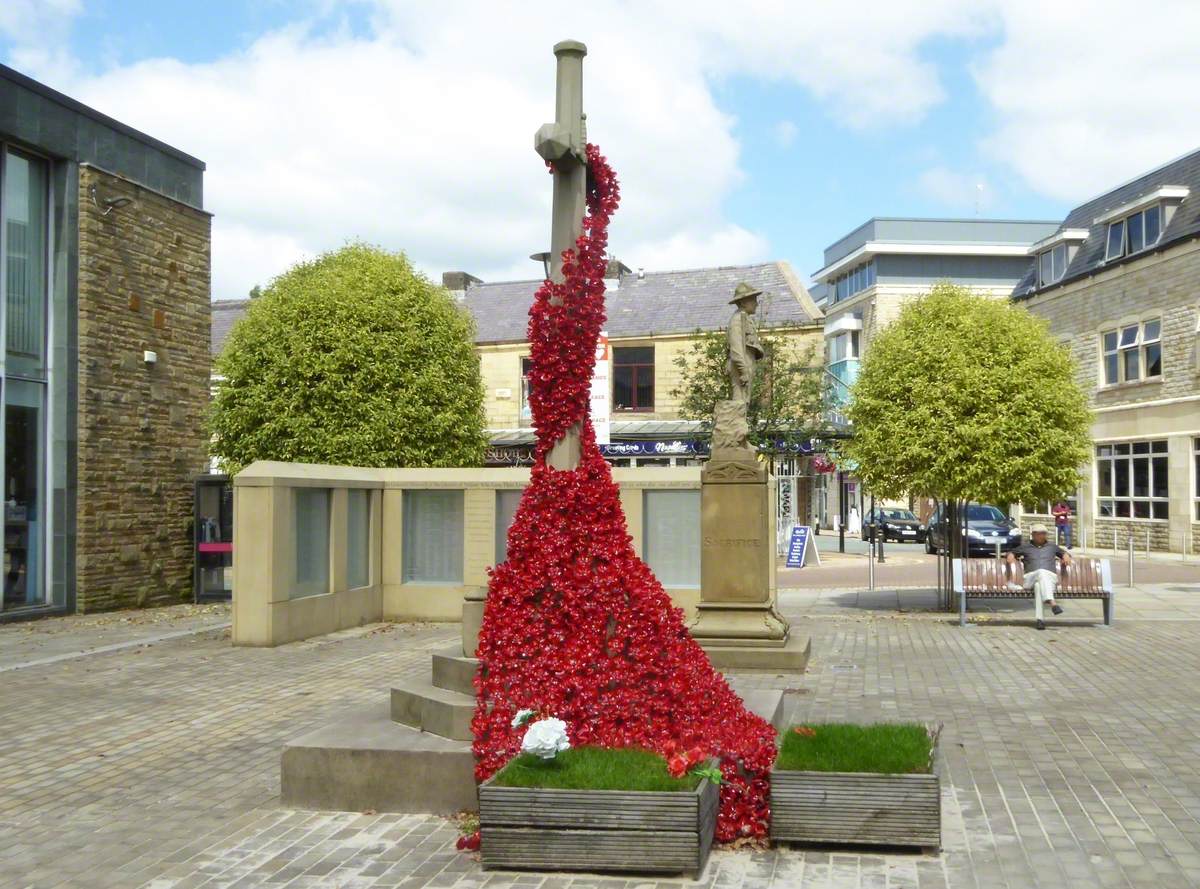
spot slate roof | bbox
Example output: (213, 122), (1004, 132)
(1014, 147), (1200, 298)
(209, 261), (822, 356)
(464, 261), (821, 345)
(211, 299), (252, 356)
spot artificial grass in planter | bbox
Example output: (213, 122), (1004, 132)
(493, 746), (703, 792)
(776, 723), (932, 775)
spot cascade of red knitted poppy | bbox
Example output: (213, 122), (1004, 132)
(471, 144), (776, 841)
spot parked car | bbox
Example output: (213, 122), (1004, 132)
(925, 503), (1021, 556)
(862, 507), (926, 543)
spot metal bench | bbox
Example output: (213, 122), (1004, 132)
(952, 557), (1114, 627)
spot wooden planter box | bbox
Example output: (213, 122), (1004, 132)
(770, 746), (941, 850)
(479, 773), (719, 878)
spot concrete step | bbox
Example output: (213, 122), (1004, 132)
(391, 678), (475, 740)
(728, 685), (786, 732)
(702, 633), (812, 673)
(282, 703), (476, 814)
(430, 648), (478, 696)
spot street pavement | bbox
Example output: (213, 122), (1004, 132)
(3, 581), (1200, 888)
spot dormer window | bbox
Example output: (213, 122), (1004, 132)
(1097, 185), (1187, 262)
(1108, 205), (1162, 259)
(1038, 242), (1069, 286)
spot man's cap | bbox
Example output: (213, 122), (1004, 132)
(729, 282), (763, 305)
(1029, 523), (1049, 534)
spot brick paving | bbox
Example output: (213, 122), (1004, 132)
(3, 580), (1200, 888)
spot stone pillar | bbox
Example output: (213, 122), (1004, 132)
(690, 401), (808, 669)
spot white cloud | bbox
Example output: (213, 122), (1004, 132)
(916, 167), (993, 213)
(973, 0), (1200, 202)
(8, 1), (997, 299)
(774, 120), (798, 149)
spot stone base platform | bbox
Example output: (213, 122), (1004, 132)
(701, 633), (812, 672)
(281, 702), (478, 814)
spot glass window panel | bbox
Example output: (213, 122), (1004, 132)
(1053, 244), (1067, 280)
(643, 490), (700, 588)
(634, 369), (654, 410)
(850, 331), (860, 357)
(614, 346), (653, 365)
(1153, 500), (1169, 520)
(347, 489), (371, 589)
(1133, 500), (1150, 518)
(1119, 325), (1140, 347)
(1114, 459), (1129, 496)
(495, 489), (524, 563)
(1106, 220), (1125, 259)
(4, 150), (49, 377)
(1132, 442), (1150, 454)
(1144, 205), (1161, 244)
(1123, 348), (1140, 381)
(3, 380), (45, 609)
(1152, 440), (1168, 453)
(1099, 500), (1114, 517)
(1152, 456), (1168, 499)
(1039, 251), (1052, 286)
(1127, 211), (1145, 252)
(1098, 445), (1113, 456)
(1115, 500), (1131, 517)
(1143, 319), (1160, 341)
(1103, 353), (1118, 384)
(294, 488), (330, 598)
(402, 490), (464, 583)
(520, 357), (533, 421)
(1144, 342), (1161, 377)
(613, 366), (634, 410)
(1097, 460), (1112, 496)
(1103, 331), (1118, 352)
(1114, 443), (1130, 455)
(866, 261), (876, 286)
(830, 334), (846, 364)
(1132, 456), (1150, 496)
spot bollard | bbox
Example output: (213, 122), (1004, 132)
(995, 541), (1001, 560)
(1146, 528), (1150, 555)
(868, 549), (875, 590)
(1127, 533), (1135, 588)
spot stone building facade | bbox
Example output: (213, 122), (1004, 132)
(1016, 149), (1200, 553)
(0, 64), (211, 617)
(76, 166), (212, 609)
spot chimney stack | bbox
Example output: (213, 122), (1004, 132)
(442, 271), (482, 302)
(603, 258), (632, 290)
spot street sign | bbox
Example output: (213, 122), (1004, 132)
(590, 331), (610, 445)
(785, 525), (820, 568)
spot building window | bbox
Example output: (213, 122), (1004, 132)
(519, 357), (533, 422)
(494, 489), (523, 563)
(1105, 204), (1163, 261)
(831, 260), (875, 305)
(1101, 318), (1161, 385)
(1096, 441), (1169, 519)
(1038, 243), (1069, 287)
(1195, 438), (1200, 521)
(613, 346), (654, 412)
(401, 490), (464, 583)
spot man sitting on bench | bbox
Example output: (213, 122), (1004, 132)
(1007, 523), (1072, 630)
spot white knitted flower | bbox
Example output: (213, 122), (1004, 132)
(520, 717), (570, 760)
(511, 708), (536, 729)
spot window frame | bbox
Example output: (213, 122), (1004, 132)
(1096, 440), (1170, 521)
(1194, 437), (1200, 521)
(519, 356), (533, 422)
(612, 345), (655, 412)
(1099, 318), (1162, 386)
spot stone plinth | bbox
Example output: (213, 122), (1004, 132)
(691, 407), (804, 669)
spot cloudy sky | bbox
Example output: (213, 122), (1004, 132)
(3, 1), (1199, 300)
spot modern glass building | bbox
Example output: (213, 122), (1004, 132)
(0, 64), (211, 618)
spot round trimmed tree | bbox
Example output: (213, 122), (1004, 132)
(210, 244), (487, 473)
(841, 282), (1091, 507)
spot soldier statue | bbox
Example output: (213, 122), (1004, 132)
(726, 282), (765, 402)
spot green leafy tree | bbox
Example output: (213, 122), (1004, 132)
(840, 282), (1091, 506)
(671, 327), (824, 451)
(211, 243), (487, 474)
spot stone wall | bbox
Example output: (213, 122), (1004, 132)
(75, 165), (211, 611)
